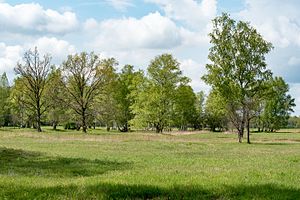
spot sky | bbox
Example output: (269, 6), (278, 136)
(0, 0), (300, 115)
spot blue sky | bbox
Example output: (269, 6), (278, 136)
(5, 0), (245, 20)
(1, 0), (300, 115)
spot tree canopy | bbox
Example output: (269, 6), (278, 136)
(14, 48), (52, 132)
(131, 54), (188, 133)
(203, 13), (274, 143)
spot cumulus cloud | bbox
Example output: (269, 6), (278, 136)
(0, 43), (23, 79)
(180, 59), (210, 93)
(0, 3), (78, 34)
(84, 12), (183, 50)
(237, 0), (300, 85)
(30, 37), (76, 64)
(144, 0), (216, 46)
(0, 37), (75, 83)
(239, 0), (300, 48)
(146, 0), (217, 30)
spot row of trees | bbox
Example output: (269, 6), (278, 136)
(0, 51), (294, 134)
(0, 13), (295, 143)
(287, 116), (300, 128)
(0, 51), (206, 133)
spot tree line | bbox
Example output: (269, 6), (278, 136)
(0, 13), (296, 143)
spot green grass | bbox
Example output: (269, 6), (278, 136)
(0, 127), (299, 199)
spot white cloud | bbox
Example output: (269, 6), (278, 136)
(0, 3), (78, 34)
(180, 59), (210, 93)
(0, 43), (23, 82)
(30, 37), (76, 64)
(0, 37), (75, 83)
(236, 0), (300, 114)
(289, 83), (300, 116)
(84, 12), (183, 50)
(237, 0), (300, 84)
(146, 0), (217, 30)
(105, 0), (134, 11)
(239, 0), (300, 48)
(143, 0), (215, 47)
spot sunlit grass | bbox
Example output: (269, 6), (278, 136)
(0, 127), (299, 199)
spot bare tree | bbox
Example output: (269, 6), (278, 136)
(62, 52), (103, 133)
(14, 47), (51, 132)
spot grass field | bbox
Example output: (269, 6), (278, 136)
(0, 127), (299, 199)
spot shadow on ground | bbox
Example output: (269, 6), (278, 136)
(252, 142), (300, 146)
(0, 147), (132, 177)
(0, 182), (299, 200)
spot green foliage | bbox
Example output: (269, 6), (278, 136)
(131, 54), (187, 133)
(114, 65), (144, 132)
(261, 77), (295, 131)
(288, 116), (300, 128)
(94, 58), (119, 131)
(173, 84), (198, 130)
(45, 67), (67, 129)
(62, 52), (103, 132)
(9, 77), (29, 127)
(0, 44), (295, 135)
(10, 77), (45, 129)
(192, 91), (206, 130)
(205, 90), (229, 132)
(203, 13), (273, 142)
(14, 48), (52, 132)
(0, 73), (11, 126)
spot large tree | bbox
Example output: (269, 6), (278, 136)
(203, 13), (273, 143)
(93, 58), (119, 131)
(173, 84), (197, 131)
(62, 52), (103, 133)
(45, 67), (67, 130)
(14, 48), (52, 132)
(114, 65), (144, 132)
(131, 54), (186, 133)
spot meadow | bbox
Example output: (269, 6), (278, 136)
(0, 127), (299, 199)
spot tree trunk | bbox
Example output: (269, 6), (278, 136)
(247, 119), (251, 144)
(155, 123), (163, 133)
(241, 119), (245, 138)
(118, 123), (128, 132)
(76, 124), (81, 131)
(236, 110), (246, 143)
(37, 115), (42, 132)
(238, 129), (243, 143)
(82, 109), (87, 133)
(82, 122), (87, 133)
(53, 122), (57, 130)
(37, 100), (42, 132)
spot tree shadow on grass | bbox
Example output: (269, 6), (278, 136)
(0, 147), (132, 177)
(252, 142), (300, 146)
(0, 182), (299, 200)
